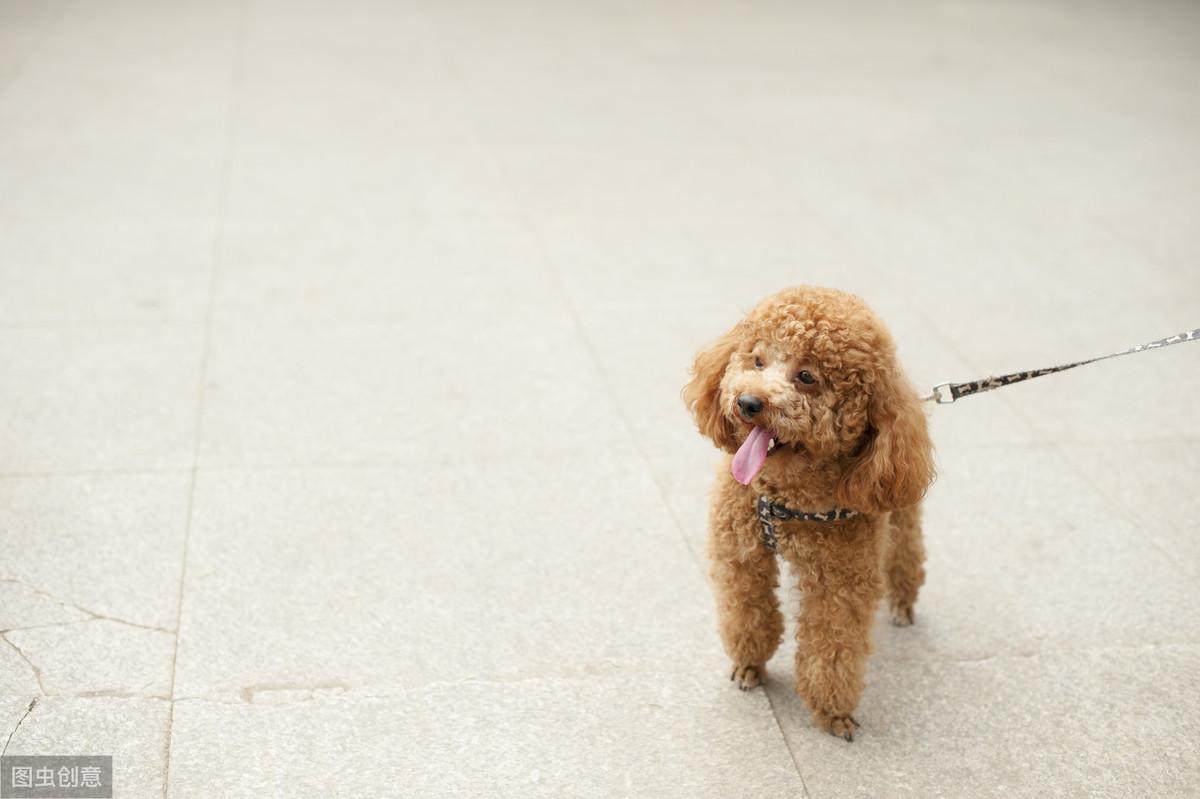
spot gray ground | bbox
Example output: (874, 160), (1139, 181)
(1, 1), (1198, 797)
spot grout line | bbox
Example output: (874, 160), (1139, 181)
(536, 279), (710, 581)
(421, 10), (821, 792)
(0, 0), (72, 97)
(0, 434), (1195, 480)
(914, 293), (1195, 574)
(1042, 441), (1194, 581)
(762, 683), (813, 798)
(894, 290), (1200, 647)
(412, 15), (1027, 788)
(413, 8), (812, 788)
(874, 638), (1200, 665)
(416, 6), (712, 585)
(0, 318), (209, 332)
(0, 467), (195, 481)
(160, 2), (249, 796)
(460, 137), (708, 585)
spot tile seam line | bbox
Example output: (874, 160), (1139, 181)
(412, 5), (813, 791)
(701, 84), (919, 799)
(0, 0), (73, 102)
(160, 1), (250, 796)
(1045, 439), (1192, 580)
(411, 4), (707, 583)
(1, 432), (1195, 480)
(762, 685), (814, 799)
(481, 166), (708, 584)
(5, 635), (1199, 707)
(446, 81), (817, 799)
(917, 296), (1193, 576)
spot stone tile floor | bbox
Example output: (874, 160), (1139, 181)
(1, 0), (1198, 796)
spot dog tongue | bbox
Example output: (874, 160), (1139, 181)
(732, 426), (772, 485)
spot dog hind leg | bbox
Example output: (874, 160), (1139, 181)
(884, 504), (926, 627)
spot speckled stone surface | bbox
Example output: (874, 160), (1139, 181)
(1, 0), (1198, 796)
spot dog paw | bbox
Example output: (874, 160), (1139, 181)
(889, 603), (915, 627)
(729, 664), (763, 691)
(818, 713), (860, 742)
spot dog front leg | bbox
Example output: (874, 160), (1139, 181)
(707, 485), (783, 691)
(790, 519), (885, 741)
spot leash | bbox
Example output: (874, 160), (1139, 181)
(922, 327), (1200, 405)
(754, 326), (1198, 553)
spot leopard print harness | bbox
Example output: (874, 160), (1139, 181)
(756, 495), (859, 552)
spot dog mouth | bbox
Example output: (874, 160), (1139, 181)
(732, 425), (777, 485)
(731, 425), (806, 485)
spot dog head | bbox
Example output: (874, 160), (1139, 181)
(682, 285), (934, 513)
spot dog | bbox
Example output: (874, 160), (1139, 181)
(683, 285), (935, 741)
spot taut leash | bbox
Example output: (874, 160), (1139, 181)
(923, 327), (1199, 405)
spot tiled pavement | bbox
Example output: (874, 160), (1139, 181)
(1, 1), (1198, 796)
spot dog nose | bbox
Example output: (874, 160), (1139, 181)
(737, 394), (764, 418)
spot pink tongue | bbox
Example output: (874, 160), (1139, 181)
(731, 426), (772, 485)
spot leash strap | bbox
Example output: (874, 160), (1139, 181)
(756, 496), (859, 552)
(925, 327), (1200, 404)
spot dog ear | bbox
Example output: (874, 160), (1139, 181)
(835, 369), (934, 513)
(682, 326), (740, 452)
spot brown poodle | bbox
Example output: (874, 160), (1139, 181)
(683, 286), (934, 741)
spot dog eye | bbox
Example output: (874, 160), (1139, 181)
(795, 370), (816, 385)
(754, 357), (764, 369)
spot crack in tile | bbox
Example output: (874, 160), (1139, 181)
(0, 578), (174, 634)
(2, 699), (36, 757)
(0, 631), (180, 700)
(1, 634), (46, 695)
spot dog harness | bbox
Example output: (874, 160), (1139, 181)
(756, 495), (859, 552)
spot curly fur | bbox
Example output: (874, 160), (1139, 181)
(683, 286), (934, 741)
